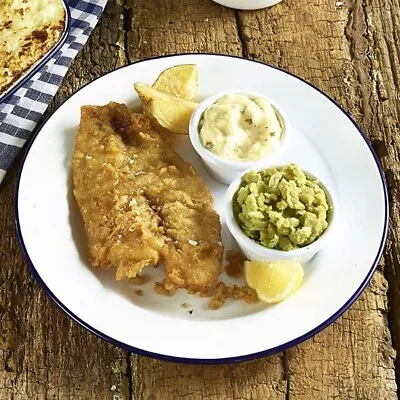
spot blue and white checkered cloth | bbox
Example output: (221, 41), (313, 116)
(0, 0), (107, 184)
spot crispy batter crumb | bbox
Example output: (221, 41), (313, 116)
(154, 282), (172, 296)
(225, 250), (246, 278)
(181, 303), (190, 309)
(134, 289), (144, 296)
(208, 282), (231, 310)
(130, 275), (145, 285)
(208, 282), (258, 309)
(231, 285), (258, 304)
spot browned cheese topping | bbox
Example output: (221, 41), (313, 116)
(0, 0), (65, 94)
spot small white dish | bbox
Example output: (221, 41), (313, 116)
(212, 0), (283, 10)
(225, 165), (339, 264)
(189, 90), (289, 184)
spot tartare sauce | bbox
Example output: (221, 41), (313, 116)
(198, 94), (283, 162)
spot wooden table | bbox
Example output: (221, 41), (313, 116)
(1, 0), (399, 398)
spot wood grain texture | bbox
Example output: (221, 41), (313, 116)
(238, 0), (398, 397)
(0, 0), (399, 398)
(126, 0), (242, 60)
(0, 2), (129, 399)
(365, 0), (400, 385)
(126, 0), (398, 398)
(125, 1), (287, 398)
(131, 357), (286, 400)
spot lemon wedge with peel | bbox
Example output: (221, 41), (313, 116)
(244, 260), (304, 304)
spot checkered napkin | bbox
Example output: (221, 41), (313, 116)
(0, 0), (107, 184)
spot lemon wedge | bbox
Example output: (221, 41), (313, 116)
(244, 260), (304, 304)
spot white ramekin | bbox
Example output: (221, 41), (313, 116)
(224, 165), (339, 264)
(189, 90), (290, 185)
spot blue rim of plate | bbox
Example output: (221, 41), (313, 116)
(14, 53), (389, 364)
(0, 0), (71, 104)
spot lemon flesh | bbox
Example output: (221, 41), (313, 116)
(244, 260), (304, 304)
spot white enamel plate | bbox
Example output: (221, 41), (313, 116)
(16, 54), (388, 363)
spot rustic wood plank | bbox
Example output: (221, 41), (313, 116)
(284, 271), (396, 399)
(0, 2), (130, 399)
(1, 0), (398, 398)
(53, 0), (128, 107)
(126, 0), (243, 60)
(126, 0), (289, 399)
(0, 171), (128, 400)
(126, 0), (398, 399)
(131, 357), (286, 400)
(238, 0), (398, 397)
(365, 0), (400, 386)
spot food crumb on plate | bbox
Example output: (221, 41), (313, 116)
(231, 285), (258, 303)
(180, 304), (194, 314)
(208, 282), (228, 310)
(154, 282), (172, 296)
(134, 289), (144, 296)
(225, 250), (246, 278)
(130, 275), (145, 285)
(208, 282), (258, 310)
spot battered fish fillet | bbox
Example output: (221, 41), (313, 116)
(72, 102), (223, 294)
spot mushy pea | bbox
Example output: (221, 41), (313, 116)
(233, 164), (331, 251)
(199, 94), (282, 162)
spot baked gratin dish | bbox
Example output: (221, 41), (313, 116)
(0, 0), (66, 95)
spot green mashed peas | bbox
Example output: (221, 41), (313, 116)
(233, 164), (331, 251)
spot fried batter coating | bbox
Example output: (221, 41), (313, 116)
(72, 102), (223, 294)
